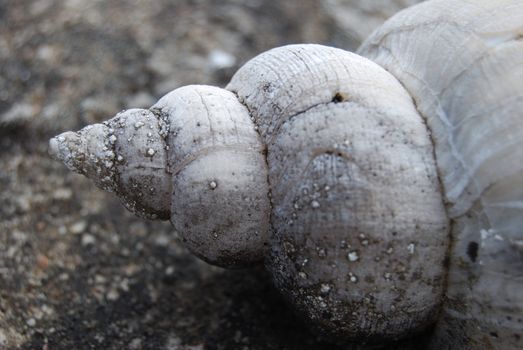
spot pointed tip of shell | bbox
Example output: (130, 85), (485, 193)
(49, 124), (118, 193)
(49, 109), (173, 221)
(49, 132), (77, 162)
(48, 131), (83, 173)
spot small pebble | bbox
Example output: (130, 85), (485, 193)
(106, 289), (119, 301)
(58, 225), (67, 235)
(95, 275), (107, 284)
(165, 266), (175, 275)
(53, 188), (72, 200)
(320, 284), (331, 294)
(129, 338), (142, 350)
(36, 254), (49, 269)
(70, 220), (87, 234)
(81, 234), (96, 246)
(347, 251), (359, 262)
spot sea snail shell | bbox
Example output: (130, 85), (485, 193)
(49, 0), (523, 348)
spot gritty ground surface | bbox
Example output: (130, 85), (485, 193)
(0, 1), (426, 349)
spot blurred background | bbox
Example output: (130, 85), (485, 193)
(0, 1), (423, 349)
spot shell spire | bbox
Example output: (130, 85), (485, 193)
(49, 108), (172, 220)
(49, 125), (119, 193)
(50, 86), (270, 268)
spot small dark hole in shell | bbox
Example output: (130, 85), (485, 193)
(332, 92), (346, 103)
(467, 241), (479, 262)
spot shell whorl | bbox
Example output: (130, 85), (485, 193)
(152, 86), (270, 267)
(359, 0), (523, 348)
(228, 44), (448, 342)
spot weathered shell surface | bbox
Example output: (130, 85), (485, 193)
(359, 0), (523, 348)
(228, 44), (449, 342)
(48, 108), (172, 220)
(153, 85), (270, 267)
(50, 85), (270, 268)
(107, 109), (171, 219)
(48, 0), (523, 345)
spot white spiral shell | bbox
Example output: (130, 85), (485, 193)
(49, 0), (523, 347)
